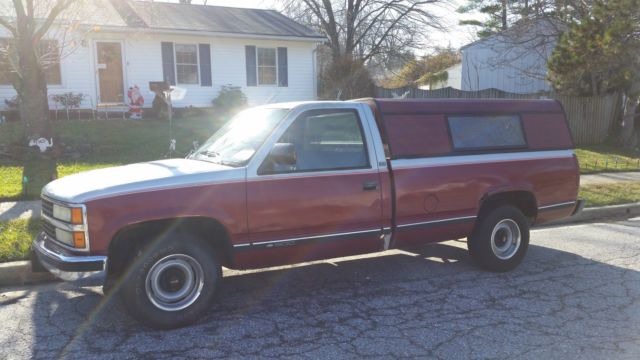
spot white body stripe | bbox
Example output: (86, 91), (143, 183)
(397, 215), (477, 229)
(538, 201), (576, 210)
(391, 150), (574, 170)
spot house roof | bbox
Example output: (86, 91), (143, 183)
(127, 1), (324, 40)
(0, 0), (326, 41)
(460, 17), (563, 51)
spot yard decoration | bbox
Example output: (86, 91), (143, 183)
(127, 85), (144, 120)
(28, 138), (54, 153)
(149, 81), (188, 157)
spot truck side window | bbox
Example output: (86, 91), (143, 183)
(448, 115), (526, 150)
(261, 109), (370, 174)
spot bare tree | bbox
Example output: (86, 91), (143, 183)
(281, 0), (446, 98)
(0, 0), (78, 195)
(282, 0), (447, 63)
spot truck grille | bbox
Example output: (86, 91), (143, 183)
(41, 198), (54, 218)
(42, 219), (56, 239)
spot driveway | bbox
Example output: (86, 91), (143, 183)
(1, 218), (640, 359)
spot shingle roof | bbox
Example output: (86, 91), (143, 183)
(127, 1), (325, 39)
(0, 0), (325, 41)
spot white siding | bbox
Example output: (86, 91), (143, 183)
(431, 63), (462, 90)
(1, 28), (319, 110)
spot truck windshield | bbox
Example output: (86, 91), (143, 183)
(190, 107), (289, 167)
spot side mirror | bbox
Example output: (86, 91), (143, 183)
(269, 143), (297, 165)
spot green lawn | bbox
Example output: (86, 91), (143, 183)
(579, 182), (640, 208)
(0, 218), (40, 263)
(576, 145), (640, 174)
(0, 114), (225, 201)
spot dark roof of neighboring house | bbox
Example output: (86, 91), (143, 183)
(126, 1), (324, 39)
(0, 0), (325, 41)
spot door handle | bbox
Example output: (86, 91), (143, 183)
(363, 181), (379, 191)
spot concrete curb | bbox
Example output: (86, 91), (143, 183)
(546, 202), (640, 226)
(1, 202), (639, 288)
(0, 261), (58, 288)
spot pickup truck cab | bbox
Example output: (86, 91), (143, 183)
(32, 99), (583, 328)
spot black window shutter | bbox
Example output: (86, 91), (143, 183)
(199, 44), (212, 86)
(245, 45), (257, 86)
(277, 47), (288, 87)
(161, 42), (176, 85)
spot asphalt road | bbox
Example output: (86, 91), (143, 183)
(1, 218), (640, 360)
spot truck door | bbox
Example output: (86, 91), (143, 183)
(243, 107), (384, 267)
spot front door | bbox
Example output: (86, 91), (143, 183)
(244, 108), (384, 268)
(96, 42), (124, 103)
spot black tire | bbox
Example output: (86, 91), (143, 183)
(467, 205), (529, 272)
(120, 233), (221, 329)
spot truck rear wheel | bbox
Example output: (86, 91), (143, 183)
(468, 205), (529, 272)
(120, 233), (221, 329)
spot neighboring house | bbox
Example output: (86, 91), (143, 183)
(0, 0), (326, 111)
(460, 18), (562, 93)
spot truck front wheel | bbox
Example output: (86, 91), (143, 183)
(468, 205), (529, 272)
(120, 233), (221, 329)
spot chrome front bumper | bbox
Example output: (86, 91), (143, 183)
(32, 232), (107, 273)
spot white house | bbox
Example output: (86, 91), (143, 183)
(427, 63), (462, 90)
(0, 0), (326, 111)
(460, 18), (561, 93)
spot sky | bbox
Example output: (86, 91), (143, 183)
(164, 0), (482, 52)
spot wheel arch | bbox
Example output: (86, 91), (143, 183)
(106, 216), (234, 280)
(478, 190), (538, 222)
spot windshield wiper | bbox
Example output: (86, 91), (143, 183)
(200, 150), (221, 158)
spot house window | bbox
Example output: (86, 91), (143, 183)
(448, 115), (526, 150)
(257, 47), (277, 86)
(175, 44), (199, 85)
(0, 38), (62, 85)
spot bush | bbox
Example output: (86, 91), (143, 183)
(51, 92), (83, 109)
(212, 85), (247, 118)
(2, 96), (20, 122)
(4, 96), (19, 110)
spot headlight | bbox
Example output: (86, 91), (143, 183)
(54, 228), (86, 249)
(52, 204), (84, 224)
(55, 228), (74, 246)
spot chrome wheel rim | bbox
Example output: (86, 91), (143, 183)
(490, 219), (521, 260)
(145, 254), (204, 312)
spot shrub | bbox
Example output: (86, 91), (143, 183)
(51, 92), (83, 109)
(212, 85), (247, 118)
(4, 96), (19, 110)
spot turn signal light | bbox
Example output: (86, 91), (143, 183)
(71, 208), (83, 225)
(73, 232), (86, 249)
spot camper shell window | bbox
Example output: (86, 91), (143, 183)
(447, 115), (526, 151)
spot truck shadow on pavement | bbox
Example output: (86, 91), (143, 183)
(28, 240), (640, 359)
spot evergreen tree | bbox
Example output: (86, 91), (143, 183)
(548, 0), (640, 147)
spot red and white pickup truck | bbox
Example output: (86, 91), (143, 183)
(32, 99), (583, 328)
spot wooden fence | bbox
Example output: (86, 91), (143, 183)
(374, 86), (621, 145)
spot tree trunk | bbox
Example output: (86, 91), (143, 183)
(501, 0), (508, 30)
(621, 94), (639, 149)
(17, 35), (57, 198)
